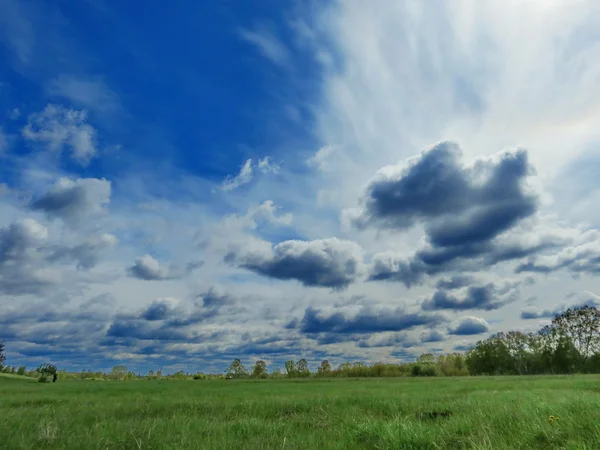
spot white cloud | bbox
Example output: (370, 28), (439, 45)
(220, 159), (253, 192)
(258, 156), (280, 174)
(239, 26), (290, 68)
(22, 104), (98, 164)
(220, 157), (280, 192)
(47, 75), (119, 113)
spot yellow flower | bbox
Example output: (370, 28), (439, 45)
(548, 415), (559, 423)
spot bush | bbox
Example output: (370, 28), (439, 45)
(411, 364), (439, 377)
(38, 375), (48, 383)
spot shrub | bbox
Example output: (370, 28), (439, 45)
(411, 364), (439, 377)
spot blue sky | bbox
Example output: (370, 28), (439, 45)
(1, 0), (600, 374)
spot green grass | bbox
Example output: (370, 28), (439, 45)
(2, 375), (600, 449)
(0, 372), (36, 381)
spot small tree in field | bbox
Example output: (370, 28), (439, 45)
(226, 359), (249, 378)
(251, 360), (268, 378)
(296, 359), (311, 377)
(317, 360), (332, 376)
(36, 363), (57, 383)
(284, 360), (296, 378)
(110, 365), (129, 380)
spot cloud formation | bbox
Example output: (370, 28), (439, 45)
(22, 104), (98, 164)
(128, 255), (175, 281)
(227, 238), (364, 289)
(346, 142), (542, 286)
(449, 316), (490, 335)
(421, 282), (519, 312)
(296, 306), (446, 334)
(350, 142), (537, 242)
(30, 177), (111, 224)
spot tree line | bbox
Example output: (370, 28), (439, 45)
(2, 305), (599, 380)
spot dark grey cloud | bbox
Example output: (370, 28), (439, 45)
(295, 306), (446, 335)
(226, 238), (364, 289)
(141, 298), (179, 321)
(420, 330), (445, 343)
(352, 141), (537, 242)
(128, 255), (175, 280)
(0, 218), (117, 296)
(454, 344), (474, 352)
(449, 316), (489, 335)
(352, 142), (548, 285)
(0, 219), (58, 295)
(105, 289), (235, 342)
(422, 282), (519, 312)
(48, 233), (117, 269)
(369, 239), (557, 288)
(30, 177), (110, 223)
(435, 275), (474, 290)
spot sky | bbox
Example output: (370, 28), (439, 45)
(0, 0), (599, 374)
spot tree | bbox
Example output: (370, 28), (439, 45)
(226, 359), (248, 378)
(552, 306), (600, 367)
(110, 365), (129, 380)
(36, 363), (57, 383)
(0, 341), (5, 369)
(417, 353), (436, 365)
(251, 360), (268, 378)
(317, 360), (332, 376)
(284, 360), (296, 378)
(296, 359), (310, 377)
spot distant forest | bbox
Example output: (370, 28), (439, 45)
(2, 305), (600, 381)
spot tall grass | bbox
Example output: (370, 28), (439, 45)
(2, 375), (600, 449)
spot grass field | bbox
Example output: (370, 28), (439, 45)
(2, 375), (600, 449)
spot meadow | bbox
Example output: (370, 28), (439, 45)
(1, 374), (600, 450)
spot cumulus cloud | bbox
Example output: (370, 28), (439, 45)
(0, 219), (57, 295)
(349, 142), (537, 242)
(105, 289), (235, 342)
(30, 177), (111, 224)
(226, 237), (364, 289)
(296, 306), (446, 334)
(257, 156), (280, 174)
(49, 233), (117, 269)
(355, 143), (548, 286)
(250, 200), (292, 227)
(22, 104), (98, 164)
(128, 255), (174, 281)
(435, 275), (475, 290)
(421, 282), (519, 312)
(420, 330), (445, 343)
(141, 297), (180, 321)
(449, 316), (489, 335)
